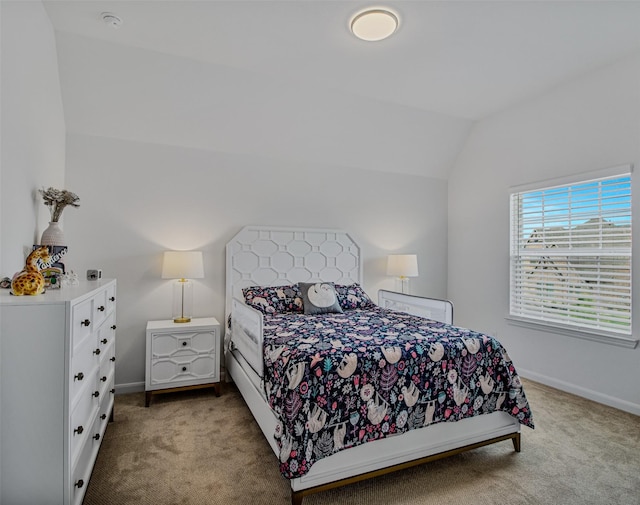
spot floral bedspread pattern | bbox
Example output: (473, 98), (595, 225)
(262, 308), (534, 479)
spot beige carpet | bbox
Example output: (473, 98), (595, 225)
(83, 379), (640, 505)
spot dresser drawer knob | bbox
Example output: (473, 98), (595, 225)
(81, 319), (91, 327)
(101, 338), (108, 344)
(109, 296), (115, 302)
(75, 479), (84, 489)
(111, 325), (117, 330)
(74, 372), (84, 381)
(97, 305), (105, 312)
(101, 413), (107, 420)
(93, 433), (101, 441)
(110, 388), (115, 394)
(101, 376), (107, 382)
(182, 341), (187, 346)
(182, 366), (187, 372)
(110, 356), (116, 362)
(93, 348), (101, 356)
(92, 391), (100, 398)
(73, 425), (84, 435)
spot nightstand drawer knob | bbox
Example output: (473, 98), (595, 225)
(111, 388), (115, 394)
(97, 306), (105, 312)
(93, 348), (101, 356)
(93, 434), (100, 441)
(74, 372), (84, 381)
(109, 296), (115, 302)
(81, 319), (91, 327)
(111, 325), (117, 330)
(110, 357), (116, 362)
(101, 338), (108, 344)
(75, 479), (84, 489)
(182, 341), (187, 346)
(100, 414), (107, 420)
(101, 376), (107, 382)
(93, 391), (100, 398)
(182, 366), (187, 372)
(74, 425), (84, 435)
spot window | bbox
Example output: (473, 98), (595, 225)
(510, 168), (632, 337)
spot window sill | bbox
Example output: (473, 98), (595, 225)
(505, 316), (638, 349)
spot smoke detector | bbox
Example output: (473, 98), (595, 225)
(101, 12), (123, 29)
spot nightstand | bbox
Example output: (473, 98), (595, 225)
(145, 317), (221, 407)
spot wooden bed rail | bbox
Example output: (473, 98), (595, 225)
(291, 431), (521, 505)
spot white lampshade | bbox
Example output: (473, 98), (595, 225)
(387, 254), (419, 278)
(162, 251), (204, 280)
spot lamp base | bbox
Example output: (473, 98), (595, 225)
(172, 279), (194, 323)
(395, 276), (410, 294)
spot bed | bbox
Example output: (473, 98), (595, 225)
(224, 226), (533, 504)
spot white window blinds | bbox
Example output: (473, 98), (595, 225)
(510, 172), (632, 335)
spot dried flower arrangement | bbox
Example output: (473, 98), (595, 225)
(39, 187), (80, 222)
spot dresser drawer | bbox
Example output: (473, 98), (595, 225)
(98, 373), (115, 424)
(70, 336), (99, 406)
(97, 313), (116, 354)
(71, 298), (93, 346)
(151, 329), (217, 357)
(98, 339), (115, 380)
(105, 283), (117, 311)
(71, 431), (94, 505)
(71, 406), (105, 505)
(92, 289), (109, 328)
(70, 375), (98, 466)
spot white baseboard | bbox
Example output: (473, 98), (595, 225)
(519, 368), (640, 416)
(115, 381), (145, 395)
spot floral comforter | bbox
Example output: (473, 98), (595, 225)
(262, 307), (534, 479)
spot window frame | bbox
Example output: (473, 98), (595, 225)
(508, 165), (636, 348)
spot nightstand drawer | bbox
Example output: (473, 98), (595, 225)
(150, 354), (218, 386)
(150, 329), (217, 357)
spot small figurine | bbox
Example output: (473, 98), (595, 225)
(11, 246), (51, 296)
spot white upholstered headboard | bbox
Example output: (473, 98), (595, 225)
(225, 225), (362, 318)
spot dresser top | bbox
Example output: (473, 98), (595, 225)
(0, 278), (115, 306)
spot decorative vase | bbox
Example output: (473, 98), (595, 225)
(40, 222), (65, 246)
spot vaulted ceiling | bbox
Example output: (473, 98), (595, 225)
(43, 0), (640, 178)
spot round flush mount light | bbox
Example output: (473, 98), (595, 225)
(350, 8), (399, 42)
(101, 12), (123, 29)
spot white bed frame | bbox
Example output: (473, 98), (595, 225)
(225, 226), (521, 505)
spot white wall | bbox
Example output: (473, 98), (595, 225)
(0, 1), (66, 498)
(64, 133), (448, 389)
(448, 53), (640, 414)
(0, 0), (66, 277)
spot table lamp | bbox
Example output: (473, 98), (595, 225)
(387, 254), (418, 294)
(162, 251), (204, 323)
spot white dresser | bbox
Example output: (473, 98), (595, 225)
(0, 279), (117, 505)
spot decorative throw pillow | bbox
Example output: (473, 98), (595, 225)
(242, 285), (304, 314)
(298, 282), (344, 315)
(242, 286), (280, 314)
(277, 284), (304, 313)
(335, 283), (375, 310)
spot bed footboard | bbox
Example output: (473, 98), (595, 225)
(378, 290), (454, 324)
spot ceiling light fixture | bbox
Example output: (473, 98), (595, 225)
(350, 8), (399, 42)
(101, 12), (123, 29)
